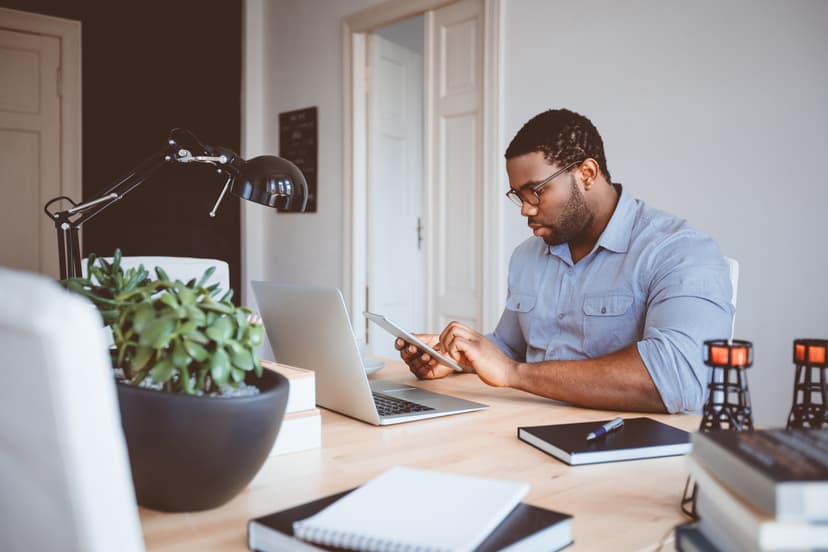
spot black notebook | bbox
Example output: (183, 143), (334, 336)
(691, 429), (828, 522)
(248, 489), (573, 552)
(518, 417), (691, 465)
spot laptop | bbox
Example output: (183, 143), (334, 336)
(251, 282), (488, 425)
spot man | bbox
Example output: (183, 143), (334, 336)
(397, 109), (733, 413)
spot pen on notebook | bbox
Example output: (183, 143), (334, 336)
(585, 417), (624, 441)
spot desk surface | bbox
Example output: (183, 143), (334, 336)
(140, 360), (696, 551)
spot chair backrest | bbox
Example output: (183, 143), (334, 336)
(0, 268), (144, 552)
(725, 256), (739, 340)
(83, 256), (230, 291)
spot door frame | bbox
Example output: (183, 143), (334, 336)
(0, 7), (83, 254)
(341, 0), (504, 335)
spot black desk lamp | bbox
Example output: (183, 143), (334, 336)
(44, 128), (307, 279)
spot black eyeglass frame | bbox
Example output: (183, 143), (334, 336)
(505, 159), (585, 207)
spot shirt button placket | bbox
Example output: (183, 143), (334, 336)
(559, 269), (572, 325)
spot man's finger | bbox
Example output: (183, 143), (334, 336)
(412, 361), (435, 379)
(400, 344), (421, 362)
(413, 366), (429, 379)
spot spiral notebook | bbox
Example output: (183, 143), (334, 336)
(291, 466), (529, 552)
(248, 489), (573, 552)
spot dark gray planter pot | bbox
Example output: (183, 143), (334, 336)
(116, 369), (289, 512)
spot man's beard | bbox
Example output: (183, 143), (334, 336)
(540, 175), (593, 246)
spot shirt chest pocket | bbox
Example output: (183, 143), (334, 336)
(506, 293), (537, 343)
(582, 294), (637, 357)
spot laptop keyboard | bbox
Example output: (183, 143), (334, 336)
(372, 392), (435, 416)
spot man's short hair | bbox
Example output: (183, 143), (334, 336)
(505, 109), (612, 182)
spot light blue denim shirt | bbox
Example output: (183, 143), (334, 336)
(487, 185), (733, 413)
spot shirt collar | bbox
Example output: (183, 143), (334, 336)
(545, 183), (634, 260)
(594, 183), (634, 254)
(546, 241), (572, 264)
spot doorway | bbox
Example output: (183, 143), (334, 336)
(0, 8), (81, 279)
(344, 0), (504, 357)
(366, 16), (425, 357)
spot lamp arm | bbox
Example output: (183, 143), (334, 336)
(45, 150), (172, 280)
(44, 128), (244, 280)
(66, 149), (171, 226)
(42, 127), (307, 280)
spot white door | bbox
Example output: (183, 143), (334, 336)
(0, 28), (62, 277)
(366, 33), (425, 357)
(425, 0), (484, 331)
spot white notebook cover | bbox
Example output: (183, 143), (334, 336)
(292, 466), (529, 552)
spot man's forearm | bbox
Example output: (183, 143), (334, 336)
(507, 344), (667, 412)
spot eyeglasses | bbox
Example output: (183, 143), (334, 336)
(505, 160), (584, 207)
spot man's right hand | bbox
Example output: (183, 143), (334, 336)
(395, 334), (455, 380)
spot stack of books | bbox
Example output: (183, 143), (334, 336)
(248, 466), (573, 551)
(676, 429), (828, 551)
(262, 361), (321, 456)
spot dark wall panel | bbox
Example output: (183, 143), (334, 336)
(0, 0), (243, 298)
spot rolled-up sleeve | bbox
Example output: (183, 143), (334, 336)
(636, 235), (734, 413)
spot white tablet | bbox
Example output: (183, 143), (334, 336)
(363, 311), (464, 372)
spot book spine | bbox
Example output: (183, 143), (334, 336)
(692, 435), (777, 517)
(270, 409), (321, 456)
(262, 361), (316, 413)
(695, 493), (754, 552)
(284, 376), (316, 414)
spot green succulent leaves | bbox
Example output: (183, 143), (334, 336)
(62, 249), (263, 395)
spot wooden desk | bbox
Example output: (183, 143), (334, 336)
(140, 360), (697, 551)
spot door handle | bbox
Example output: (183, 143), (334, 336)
(417, 217), (424, 250)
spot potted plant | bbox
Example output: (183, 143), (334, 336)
(63, 250), (289, 512)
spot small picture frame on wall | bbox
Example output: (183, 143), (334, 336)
(279, 107), (318, 212)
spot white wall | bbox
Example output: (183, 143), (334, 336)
(241, 0), (268, 305)
(504, 0), (828, 426)
(242, 0), (383, 360)
(245, 0), (383, 299)
(247, 0), (828, 425)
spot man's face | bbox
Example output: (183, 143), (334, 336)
(506, 152), (593, 246)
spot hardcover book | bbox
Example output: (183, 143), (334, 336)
(691, 429), (828, 521)
(248, 469), (573, 552)
(248, 493), (573, 552)
(262, 360), (316, 413)
(270, 408), (321, 456)
(517, 417), (691, 465)
(688, 457), (828, 550)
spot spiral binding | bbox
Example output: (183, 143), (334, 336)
(294, 521), (450, 552)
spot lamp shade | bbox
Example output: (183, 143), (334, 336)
(231, 155), (308, 212)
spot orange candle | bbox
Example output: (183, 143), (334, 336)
(795, 344), (826, 364)
(709, 345), (748, 366)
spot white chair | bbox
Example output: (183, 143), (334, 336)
(83, 256), (230, 291)
(0, 268), (144, 552)
(705, 256), (740, 411)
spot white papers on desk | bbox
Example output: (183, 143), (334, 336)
(292, 466), (529, 552)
